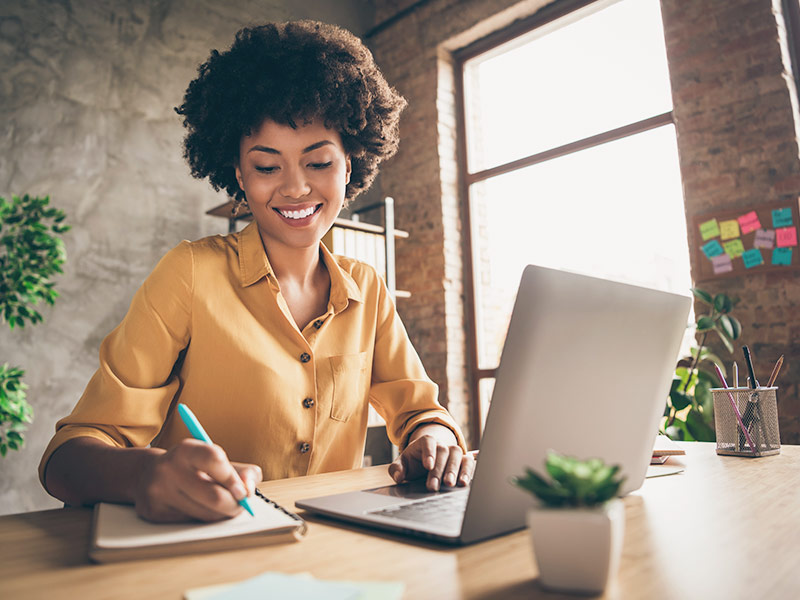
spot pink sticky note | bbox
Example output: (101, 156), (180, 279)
(711, 253), (733, 274)
(776, 226), (798, 247)
(738, 211), (761, 235)
(753, 229), (775, 249)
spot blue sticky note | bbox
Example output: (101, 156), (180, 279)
(772, 247), (792, 266)
(742, 248), (764, 269)
(772, 207), (793, 228)
(701, 239), (724, 258)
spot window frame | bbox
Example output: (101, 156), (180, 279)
(453, 0), (677, 443)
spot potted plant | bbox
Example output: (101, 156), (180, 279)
(512, 451), (625, 594)
(663, 288), (741, 442)
(0, 194), (70, 456)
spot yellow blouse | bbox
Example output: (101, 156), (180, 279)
(39, 222), (465, 487)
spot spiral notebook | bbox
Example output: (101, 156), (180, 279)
(89, 489), (306, 563)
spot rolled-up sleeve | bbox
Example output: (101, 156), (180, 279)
(367, 277), (466, 452)
(38, 241), (194, 487)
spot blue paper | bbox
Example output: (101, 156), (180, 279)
(772, 207), (793, 228)
(701, 239), (724, 259)
(742, 248), (763, 269)
(772, 247), (792, 266)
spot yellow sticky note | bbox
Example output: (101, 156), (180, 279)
(699, 218), (720, 241)
(723, 239), (745, 258)
(720, 220), (740, 240)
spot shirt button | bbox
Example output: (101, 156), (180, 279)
(313, 319), (323, 329)
(299, 442), (311, 454)
(303, 397), (315, 408)
(300, 352), (311, 363)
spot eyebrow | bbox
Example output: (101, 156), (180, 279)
(247, 140), (334, 155)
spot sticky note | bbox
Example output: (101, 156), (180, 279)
(753, 229), (775, 249)
(720, 220), (740, 240)
(699, 218), (720, 241)
(702, 239), (724, 258)
(772, 247), (792, 265)
(776, 226), (797, 247)
(723, 239), (745, 258)
(742, 248), (764, 269)
(772, 207), (793, 228)
(711, 253), (733, 274)
(738, 211), (761, 235)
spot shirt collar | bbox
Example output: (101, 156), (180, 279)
(237, 221), (363, 310)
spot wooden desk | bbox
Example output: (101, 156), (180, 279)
(2, 442), (799, 599)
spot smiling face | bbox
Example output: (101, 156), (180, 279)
(235, 119), (351, 253)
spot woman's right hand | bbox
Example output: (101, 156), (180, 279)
(134, 438), (262, 522)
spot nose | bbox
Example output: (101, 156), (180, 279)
(279, 166), (311, 199)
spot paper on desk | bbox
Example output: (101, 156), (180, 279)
(184, 572), (404, 600)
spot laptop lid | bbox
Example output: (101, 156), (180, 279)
(296, 265), (691, 545)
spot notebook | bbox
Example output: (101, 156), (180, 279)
(296, 264), (691, 545)
(89, 489), (306, 563)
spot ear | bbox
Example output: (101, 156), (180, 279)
(345, 157), (352, 185)
(234, 163), (245, 191)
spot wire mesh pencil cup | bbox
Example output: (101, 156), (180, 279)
(712, 387), (781, 457)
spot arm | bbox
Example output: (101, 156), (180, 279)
(39, 243), (259, 522)
(45, 437), (261, 522)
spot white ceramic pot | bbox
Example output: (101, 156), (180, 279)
(526, 498), (625, 594)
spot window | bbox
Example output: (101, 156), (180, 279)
(456, 0), (692, 437)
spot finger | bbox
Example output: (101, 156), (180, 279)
(427, 445), (450, 492)
(192, 443), (249, 502)
(419, 436), (438, 471)
(458, 452), (476, 486)
(388, 456), (405, 483)
(441, 446), (464, 487)
(174, 442), (247, 512)
(175, 485), (242, 522)
(233, 463), (262, 496)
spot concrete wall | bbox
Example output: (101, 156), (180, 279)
(0, 0), (374, 515)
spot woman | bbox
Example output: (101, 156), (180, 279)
(39, 20), (472, 522)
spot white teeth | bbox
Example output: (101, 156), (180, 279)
(279, 206), (316, 219)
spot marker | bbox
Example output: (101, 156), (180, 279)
(742, 346), (759, 389)
(714, 364), (756, 454)
(177, 403), (255, 517)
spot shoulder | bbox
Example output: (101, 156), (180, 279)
(332, 255), (382, 287)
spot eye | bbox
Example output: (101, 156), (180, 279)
(309, 162), (333, 169)
(255, 166), (279, 174)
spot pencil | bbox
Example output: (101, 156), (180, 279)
(767, 355), (784, 388)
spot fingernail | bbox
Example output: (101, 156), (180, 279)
(445, 474), (455, 486)
(430, 477), (439, 491)
(233, 483), (247, 500)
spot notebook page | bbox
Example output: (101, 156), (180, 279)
(95, 497), (298, 548)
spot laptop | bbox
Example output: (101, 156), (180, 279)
(296, 264), (691, 545)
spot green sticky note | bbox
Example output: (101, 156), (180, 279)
(742, 248), (763, 268)
(723, 239), (745, 258)
(772, 247), (792, 265)
(772, 207), (793, 228)
(702, 239), (724, 258)
(699, 218), (720, 241)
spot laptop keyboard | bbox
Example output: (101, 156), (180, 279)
(367, 491), (468, 530)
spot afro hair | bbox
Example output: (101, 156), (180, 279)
(175, 20), (407, 208)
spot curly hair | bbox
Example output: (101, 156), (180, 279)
(175, 20), (407, 209)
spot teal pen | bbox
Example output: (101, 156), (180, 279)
(176, 403), (255, 517)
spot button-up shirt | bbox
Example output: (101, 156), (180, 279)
(39, 222), (465, 486)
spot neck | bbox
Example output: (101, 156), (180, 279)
(257, 230), (324, 287)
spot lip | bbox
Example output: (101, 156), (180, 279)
(272, 202), (323, 227)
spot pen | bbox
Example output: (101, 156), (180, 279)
(742, 346), (759, 389)
(714, 364), (756, 453)
(177, 403), (255, 517)
(767, 355), (784, 388)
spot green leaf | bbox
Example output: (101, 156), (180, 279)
(727, 315), (742, 340)
(718, 314), (735, 339)
(691, 288), (713, 306)
(669, 388), (692, 410)
(714, 294), (733, 313)
(686, 408), (716, 442)
(697, 316), (715, 331)
(714, 329), (734, 354)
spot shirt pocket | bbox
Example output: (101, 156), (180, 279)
(329, 352), (369, 422)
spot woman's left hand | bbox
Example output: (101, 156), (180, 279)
(389, 423), (475, 491)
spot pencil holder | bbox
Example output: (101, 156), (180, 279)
(712, 387), (780, 457)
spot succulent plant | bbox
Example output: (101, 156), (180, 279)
(513, 450), (625, 508)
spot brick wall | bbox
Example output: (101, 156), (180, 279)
(368, 0), (800, 445)
(662, 0), (800, 443)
